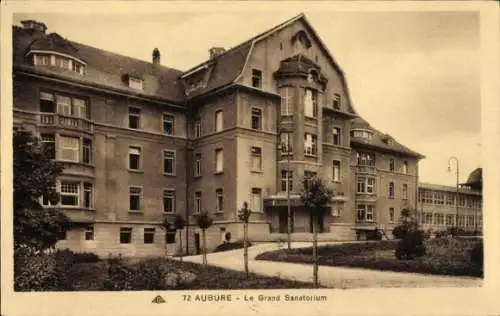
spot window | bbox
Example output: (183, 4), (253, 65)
(402, 184), (408, 200)
(457, 215), (465, 227)
(280, 132), (293, 154)
(163, 190), (175, 213)
(389, 208), (395, 223)
(128, 147), (141, 170)
(73, 98), (87, 118)
(388, 182), (395, 199)
(129, 77), (143, 90)
(424, 213), (433, 225)
(357, 204), (375, 222)
(251, 69), (262, 88)
(56, 95), (72, 116)
(331, 204), (342, 217)
(459, 196), (466, 207)
(55, 56), (69, 69)
(434, 191), (444, 205)
(129, 187), (141, 212)
(83, 138), (92, 164)
(215, 110), (223, 132)
(34, 54), (50, 66)
(304, 89), (318, 118)
(357, 152), (375, 166)
(162, 114), (175, 135)
(72, 62), (84, 74)
(280, 170), (293, 192)
(194, 153), (202, 177)
(446, 193), (455, 205)
(60, 181), (79, 206)
(333, 127), (341, 146)
(194, 119), (202, 138)
(435, 213), (444, 225)
(120, 227), (132, 244)
(251, 108), (262, 130)
(304, 133), (317, 156)
(446, 214), (454, 226)
(165, 231), (176, 244)
(163, 150), (175, 175)
(40, 133), (55, 159)
(144, 228), (155, 244)
(333, 93), (341, 109)
(251, 147), (262, 172)
(215, 189), (224, 212)
(83, 183), (93, 209)
(194, 191), (202, 213)
(215, 148), (223, 173)
(59, 136), (79, 162)
(402, 161), (408, 174)
(352, 130), (373, 140)
(389, 158), (395, 172)
(357, 176), (376, 194)
(40, 92), (55, 113)
(128, 107), (141, 129)
(332, 160), (341, 182)
(280, 87), (294, 116)
(250, 188), (262, 212)
(84, 225), (94, 241)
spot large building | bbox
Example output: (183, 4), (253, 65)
(417, 168), (483, 234)
(13, 14), (429, 257)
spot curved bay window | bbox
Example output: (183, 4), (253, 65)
(31, 51), (86, 75)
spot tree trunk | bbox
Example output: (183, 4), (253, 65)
(179, 230), (183, 262)
(202, 229), (207, 265)
(165, 232), (169, 257)
(244, 222), (249, 278)
(312, 213), (319, 288)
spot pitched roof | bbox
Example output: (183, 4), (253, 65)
(13, 26), (186, 104)
(350, 117), (425, 158)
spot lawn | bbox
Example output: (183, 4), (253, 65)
(255, 238), (483, 278)
(15, 250), (318, 291)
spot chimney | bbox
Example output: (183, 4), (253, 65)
(209, 47), (226, 59)
(20, 20), (47, 34)
(152, 48), (161, 65)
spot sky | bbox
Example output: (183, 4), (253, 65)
(13, 10), (481, 186)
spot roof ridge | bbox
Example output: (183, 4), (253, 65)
(180, 13), (304, 76)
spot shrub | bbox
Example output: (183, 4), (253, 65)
(392, 224), (408, 239)
(469, 242), (483, 267)
(14, 249), (58, 291)
(225, 232), (232, 242)
(395, 230), (426, 260)
(213, 240), (253, 253)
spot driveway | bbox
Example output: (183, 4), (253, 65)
(179, 242), (483, 289)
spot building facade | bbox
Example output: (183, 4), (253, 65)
(417, 168), (483, 234)
(13, 15), (427, 257)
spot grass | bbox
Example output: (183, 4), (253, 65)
(255, 238), (483, 278)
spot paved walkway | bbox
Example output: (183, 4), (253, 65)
(179, 242), (483, 289)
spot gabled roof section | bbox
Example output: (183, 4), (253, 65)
(350, 117), (425, 159)
(181, 13), (359, 114)
(13, 25), (185, 104)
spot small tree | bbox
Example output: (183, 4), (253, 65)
(299, 176), (333, 288)
(160, 217), (173, 256)
(13, 128), (72, 251)
(195, 212), (213, 265)
(238, 201), (252, 278)
(174, 215), (185, 261)
(392, 208), (426, 260)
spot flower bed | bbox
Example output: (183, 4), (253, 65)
(255, 238), (483, 278)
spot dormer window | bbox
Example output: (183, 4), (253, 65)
(31, 51), (86, 75)
(351, 129), (373, 140)
(333, 93), (341, 109)
(129, 77), (143, 90)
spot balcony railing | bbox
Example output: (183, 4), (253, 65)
(356, 165), (377, 175)
(39, 113), (94, 133)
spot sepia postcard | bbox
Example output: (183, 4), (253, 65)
(1, 1), (499, 315)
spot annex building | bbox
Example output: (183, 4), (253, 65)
(12, 14), (479, 257)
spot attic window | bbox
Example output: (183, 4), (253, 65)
(351, 129), (373, 140)
(31, 52), (85, 75)
(382, 136), (394, 146)
(129, 77), (143, 90)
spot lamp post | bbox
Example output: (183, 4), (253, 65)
(447, 156), (459, 237)
(278, 127), (293, 250)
